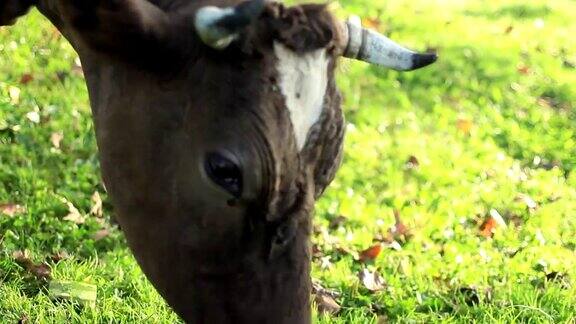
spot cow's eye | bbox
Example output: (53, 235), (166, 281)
(205, 152), (242, 198)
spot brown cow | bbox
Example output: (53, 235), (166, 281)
(1, 0), (436, 322)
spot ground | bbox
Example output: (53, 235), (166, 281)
(1, 0), (576, 322)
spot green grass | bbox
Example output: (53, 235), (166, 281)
(1, 0), (576, 322)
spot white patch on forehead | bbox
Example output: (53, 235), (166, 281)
(274, 42), (329, 151)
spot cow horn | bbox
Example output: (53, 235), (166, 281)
(343, 16), (437, 71)
(195, 0), (266, 49)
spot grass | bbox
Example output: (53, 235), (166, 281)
(1, 0), (576, 322)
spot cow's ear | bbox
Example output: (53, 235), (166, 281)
(0, 0), (35, 26)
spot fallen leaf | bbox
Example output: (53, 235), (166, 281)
(359, 244), (382, 262)
(26, 111), (40, 124)
(515, 194), (537, 210)
(90, 191), (103, 217)
(392, 210), (410, 238)
(50, 132), (64, 149)
(480, 218), (497, 238)
(375, 210), (411, 244)
(318, 255), (332, 270)
(312, 281), (341, 315)
(60, 197), (85, 224)
(13, 250), (31, 264)
(29, 263), (51, 280)
(8, 86), (20, 104)
(359, 268), (386, 292)
(315, 292), (341, 315)
(49, 280), (97, 308)
(0, 203), (26, 217)
(405, 155), (420, 169)
(312, 281), (341, 298)
(489, 209), (507, 227)
(92, 228), (110, 241)
(563, 59), (575, 69)
(517, 65), (530, 75)
(13, 250), (51, 280)
(456, 118), (473, 135)
(20, 73), (34, 85)
(50, 251), (70, 263)
(479, 209), (506, 238)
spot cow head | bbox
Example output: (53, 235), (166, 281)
(2, 0), (436, 322)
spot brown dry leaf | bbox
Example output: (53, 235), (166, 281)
(29, 263), (51, 280)
(13, 250), (31, 264)
(456, 118), (473, 135)
(13, 250), (51, 280)
(314, 292), (341, 315)
(50, 251), (70, 263)
(375, 210), (411, 244)
(517, 65), (531, 75)
(313, 281), (341, 315)
(405, 155), (420, 169)
(20, 73), (34, 85)
(359, 268), (386, 292)
(392, 210), (410, 239)
(50, 132), (64, 149)
(90, 191), (103, 217)
(480, 217), (497, 238)
(312, 281), (341, 297)
(480, 209), (507, 238)
(359, 244), (382, 263)
(60, 197), (85, 224)
(92, 228), (110, 241)
(0, 203), (26, 217)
